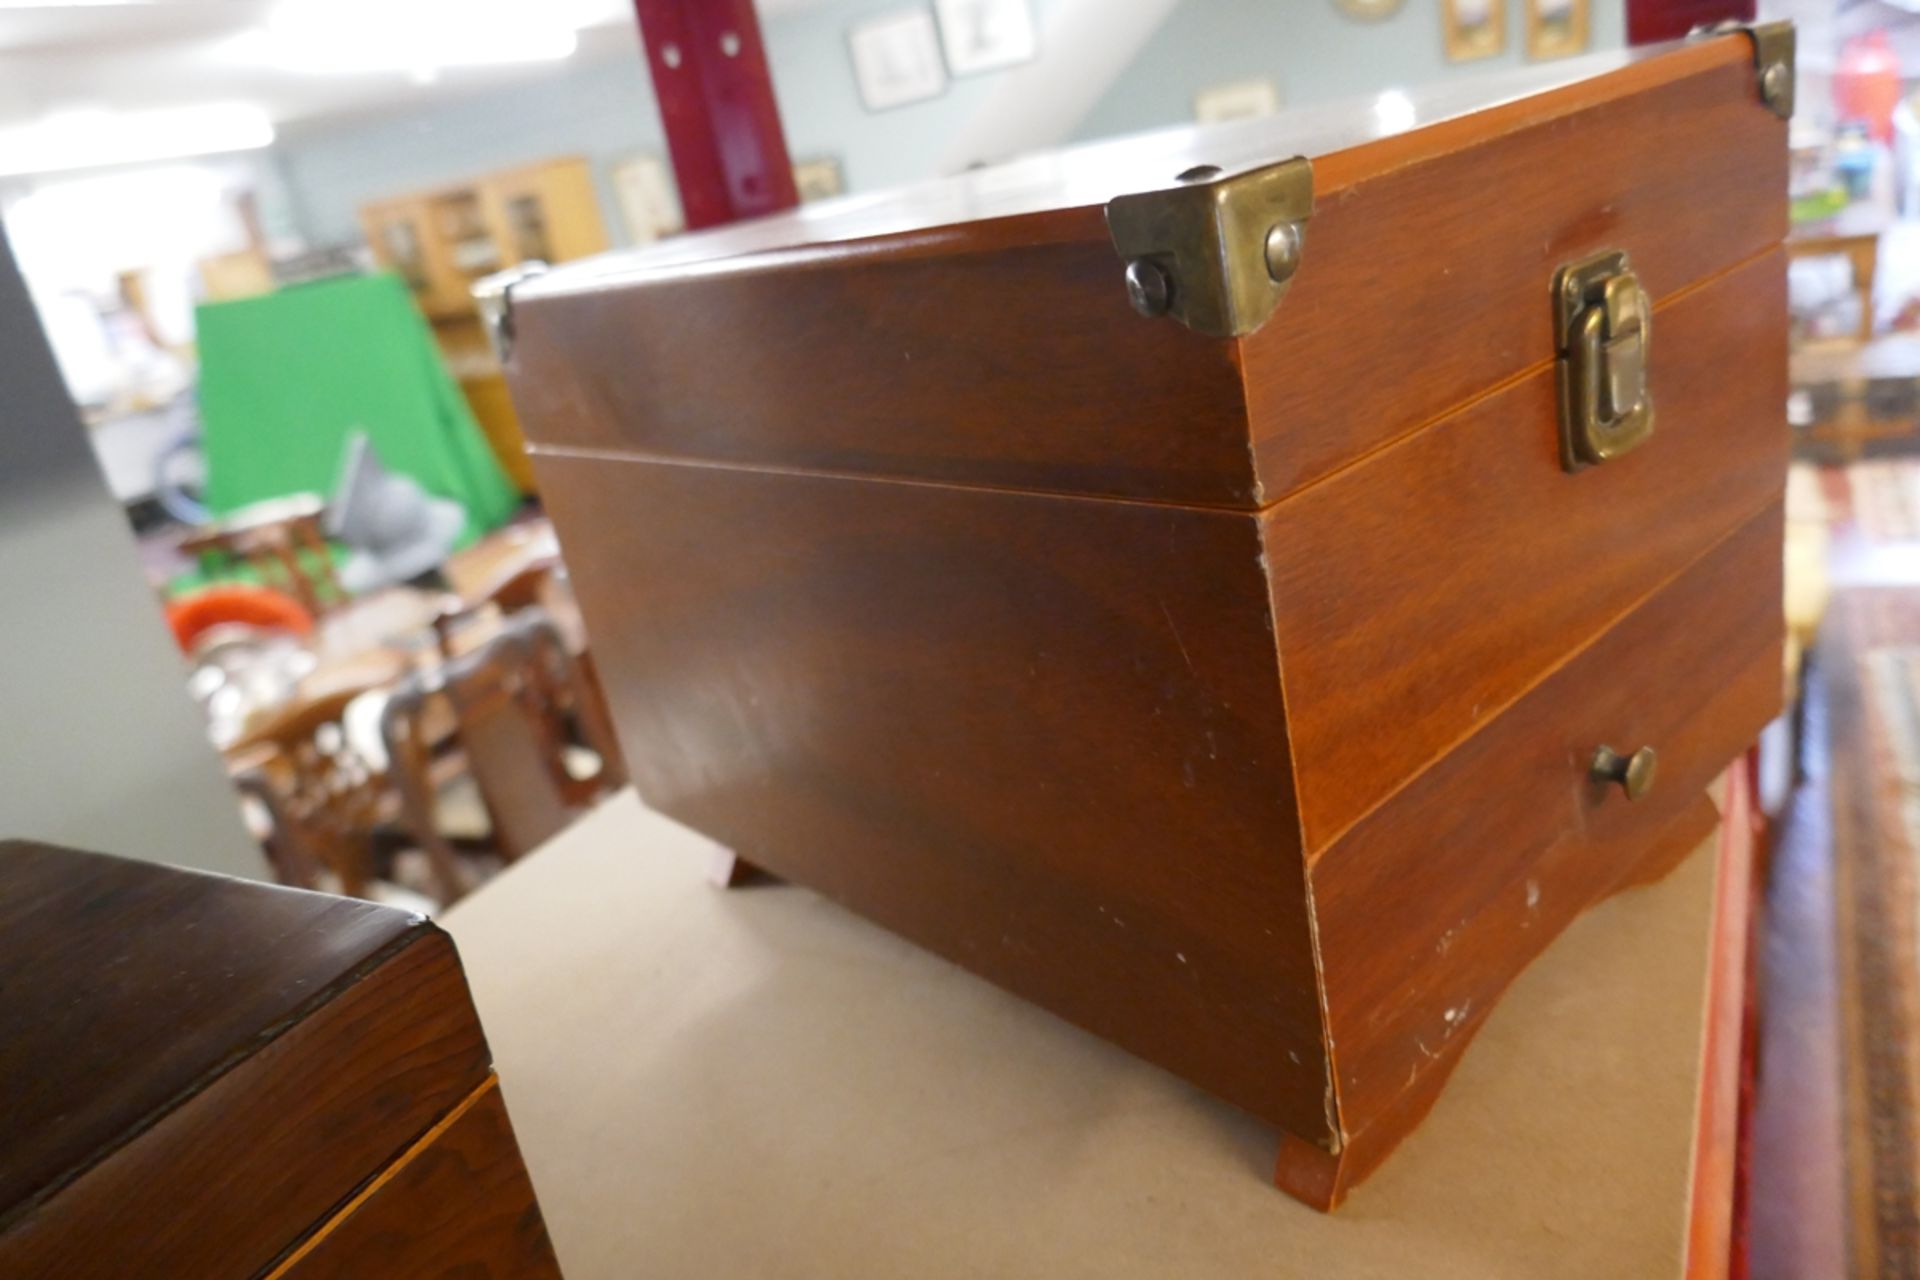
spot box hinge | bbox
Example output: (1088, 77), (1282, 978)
(1104, 156), (1313, 340)
(1692, 18), (1794, 119)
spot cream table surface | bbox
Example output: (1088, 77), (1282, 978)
(442, 789), (1717, 1280)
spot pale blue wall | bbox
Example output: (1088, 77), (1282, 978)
(1076, 0), (1626, 142)
(768, 0), (1076, 191)
(274, 55), (665, 249)
(275, 0), (1077, 248)
(274, 0), (1627, 249)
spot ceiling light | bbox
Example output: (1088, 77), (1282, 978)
(0, 103), (273, 178)
(236, 0), (580, 78)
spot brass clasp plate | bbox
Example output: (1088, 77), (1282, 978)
(1104, 157), (1313, 339)
(1553, 249), (1654, 472)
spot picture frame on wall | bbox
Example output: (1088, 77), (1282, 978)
(1194, 78), (1283, 123)
(1333, 0), (1405, 20)
(1526, 0), (1589, 59)
(848, 7), (948, 112)
(792, 156), (846, 203)
(933, 0), (1037, 76)
(611, 152), (684, 245)
(1442, 0), (1506, 61)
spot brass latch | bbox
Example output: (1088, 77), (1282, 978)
(1553, 249), (1654, 472)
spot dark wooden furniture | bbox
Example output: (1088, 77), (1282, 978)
(228, 678), (469, 906)
(0, 840), (562, 1279)
(434, 546), (629, 787)
(179, 494), (347, 618)
(505, 30), (1790, 1209)
(227, 680), (396, 898)
(386, 609), (624, 866)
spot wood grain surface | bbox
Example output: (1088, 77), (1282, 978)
(1265, 249), (1787, 852)
(531, 449), (1334, 1144)
(1276, 785), (1721, 1211)
(505, 32), (1786, 1209)
(511, 38), (1775, 514)
(1246, 38), (1784, 500)
(0, 842), (421, 1221)
(0, 918), (491, 1279)
(510, 235), (1259, 507)
(270, 1079), (562, 1280)
(1310, 505), (1783, 1141)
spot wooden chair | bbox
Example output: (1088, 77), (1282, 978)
(431, 554), (628, 787)
(180, 495), (348, 618)
(430, 553), (561, 660)
(229, 681), (468, 904)
(385, 609), (623, 868)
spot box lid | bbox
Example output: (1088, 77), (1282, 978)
(507, 29), (1787, 509)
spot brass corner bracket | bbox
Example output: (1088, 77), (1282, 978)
(1104, 156), (1314, 340)
(1694, 18), (1795, 120)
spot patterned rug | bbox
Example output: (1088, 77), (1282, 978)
(1849, 461), (1920, 543)
(1832, 591), (1920, 1276)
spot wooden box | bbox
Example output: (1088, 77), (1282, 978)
(503, 30), (1791, 1209)
(0, 841), (564, 1278)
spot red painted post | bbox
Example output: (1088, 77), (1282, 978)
(632, 0), (800, 230)
(1624, 0), (1755, 46)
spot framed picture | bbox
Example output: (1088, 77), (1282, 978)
(848, 7), (947, 111)
(792, 156), (846, 203)
(1442, 0), (1506, 61)
(933, 0), (1036, 76)
(1333, 0), (1404, 19)
(611, 152), (684, 245)
(1526, 0), (1589, 59)
(1194, 78), (1283, 124)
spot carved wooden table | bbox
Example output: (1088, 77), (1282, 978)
(1788, 203), (1888, 342)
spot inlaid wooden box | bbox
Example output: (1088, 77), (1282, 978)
(0, 841), (564, 1277)
(503, 28), (1790, 1209)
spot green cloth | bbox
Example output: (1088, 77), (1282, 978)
(195, 272), (516, 543)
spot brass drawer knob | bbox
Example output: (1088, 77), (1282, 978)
(1590, 745), (1657, 800)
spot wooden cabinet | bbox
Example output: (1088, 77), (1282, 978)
(362, 157), (610, 493)
(502, 29), (1790, 1210)
(0, 840), (563, 1278)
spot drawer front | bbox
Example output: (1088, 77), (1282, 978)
(1307, 504), (1782, 1137)
(1263, 247), (1786, 853)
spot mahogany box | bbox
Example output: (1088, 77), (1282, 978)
(0, 840), (564, 1277)
(501, 28), (1790, 1209)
